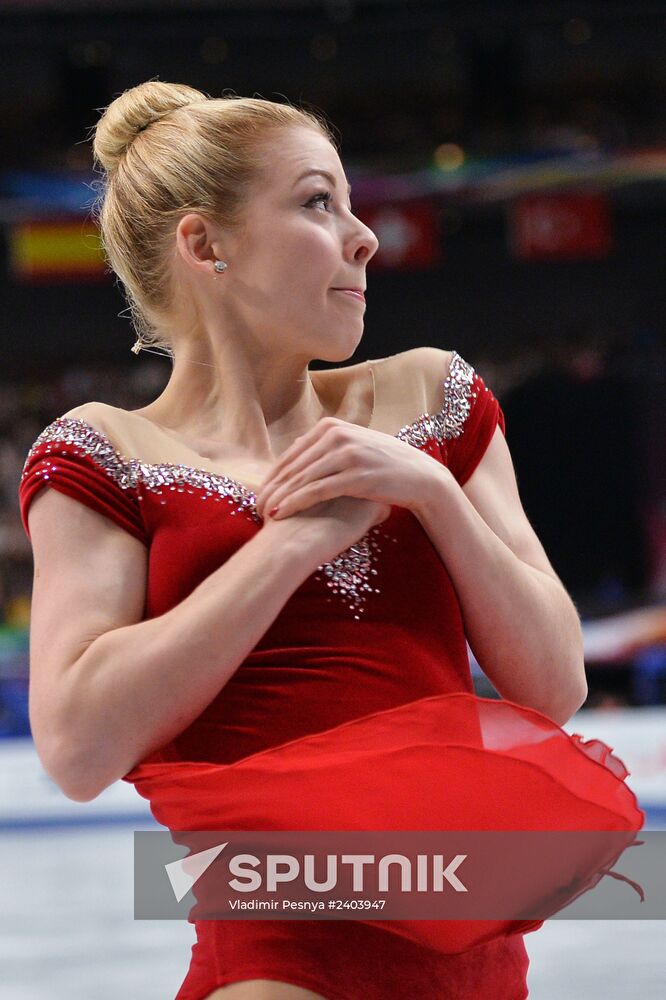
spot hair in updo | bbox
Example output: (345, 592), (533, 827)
(90, 79), (337, 355)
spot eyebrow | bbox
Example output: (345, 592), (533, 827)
(294, 169), (352, 196)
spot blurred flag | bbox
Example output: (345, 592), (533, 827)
(508, 192), (612, 260)
(8, 217), (107, 283)
(357, 198), (442, 269)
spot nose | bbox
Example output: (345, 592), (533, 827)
(345, 214), (380, 264)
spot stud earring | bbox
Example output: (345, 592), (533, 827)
(213, 260), (228, 273)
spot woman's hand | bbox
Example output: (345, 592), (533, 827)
(254, 416), (440, 521)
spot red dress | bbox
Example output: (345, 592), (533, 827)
(19, 351), (643, 1000)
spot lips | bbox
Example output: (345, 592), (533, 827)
(332, 288), (366, 301)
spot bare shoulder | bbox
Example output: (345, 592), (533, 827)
(378, 347), (455, 414)
(61, 400), (118, 423)
(375, 346), (454, 375)
(59, 400), (133, 452)
(391, 346), (454, 372)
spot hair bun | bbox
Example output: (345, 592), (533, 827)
(92, 80), (206, 173)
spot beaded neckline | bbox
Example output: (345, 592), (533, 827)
(22, 351), (475, 513)
(22, 352), (477, 619)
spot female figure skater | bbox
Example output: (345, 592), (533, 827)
(19, 82), (642, 1000)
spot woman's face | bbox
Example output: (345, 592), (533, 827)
(222, 126), (379, 362)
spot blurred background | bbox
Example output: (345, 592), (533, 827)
(0, 1), (664, 998)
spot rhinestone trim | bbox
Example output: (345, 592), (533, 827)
(313, 527), (398, 620)
(21, 417), (263, 522)
(21, 351), (477, 617)
(394, 350), (474, 445)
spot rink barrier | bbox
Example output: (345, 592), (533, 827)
(1, 706), (665, 831)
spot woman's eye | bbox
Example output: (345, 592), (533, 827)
(307, 191), (333, 212)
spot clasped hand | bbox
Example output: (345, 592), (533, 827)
(254, 416), (437, 521)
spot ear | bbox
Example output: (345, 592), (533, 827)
(174, 213), (228, 277)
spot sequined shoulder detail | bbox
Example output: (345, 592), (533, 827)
(394, 350), (475, 447)
(22, 415), (139, 490)
(21, 415), (261, 520)
(441, 351), (476, 438)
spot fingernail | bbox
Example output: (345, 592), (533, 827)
(268, 506), (280, 518)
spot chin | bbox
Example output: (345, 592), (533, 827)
(319, 337), (364, 364)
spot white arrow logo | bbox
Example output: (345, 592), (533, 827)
(165, 842), (228, 902)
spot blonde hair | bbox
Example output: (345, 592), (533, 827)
(90, 80), (337, 355)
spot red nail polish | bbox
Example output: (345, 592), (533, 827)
(268, 506), (280, 518)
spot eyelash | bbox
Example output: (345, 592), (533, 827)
(307, 190), (333, 212)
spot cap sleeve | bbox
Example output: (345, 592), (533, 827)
(18, 416), (148, 545)
(440, 353), (506, 486)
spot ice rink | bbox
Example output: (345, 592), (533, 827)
(1, 813), (664, 1000)
(2, 706), (665, 1000)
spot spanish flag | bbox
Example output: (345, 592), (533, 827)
(8, 217), (109, 284)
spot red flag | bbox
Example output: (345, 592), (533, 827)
(8, 217), (108, 284)
(356, 199), (442, 270)
(509, 193), (612, 260)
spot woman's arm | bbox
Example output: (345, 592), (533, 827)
(413, 423), (587, 726)
(28, 484), (359, 802)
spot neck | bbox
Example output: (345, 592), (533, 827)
(139, 338), (330, 461)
